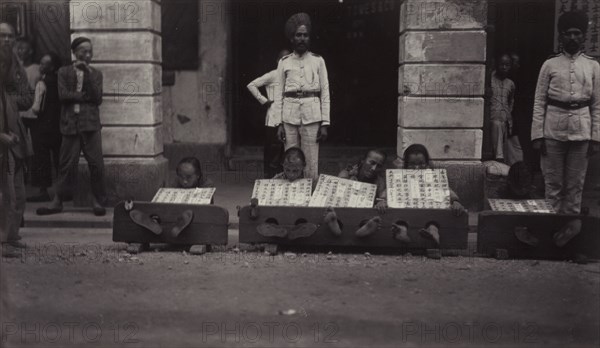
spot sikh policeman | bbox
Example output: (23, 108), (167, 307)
(531, 11), (600, 246)
(273, 13), (330, 181)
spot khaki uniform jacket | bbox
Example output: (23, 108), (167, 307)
(272, 51), (330, 126)
(531, 52), (600, 142)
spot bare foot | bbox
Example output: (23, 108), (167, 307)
(514, 226), (539, 247)
(355, 217), (382, 238)
(288, 223), (318, 240)
(419, 224), (440, 246)
(392, 223), (411, 243)
(324, 207), (342, 236)
(130, 209), (162, 235)
(257, 223), (288, 238)
(171, 210), (194, 237)
(554, 219), (582, 247)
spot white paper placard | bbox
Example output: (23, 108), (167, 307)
(308, 174), (377, 208)
(151, 187), (215, 205)
(251, 179), (313, 206)
(488, 199), (555, 213)
(386, 169), (451, 209)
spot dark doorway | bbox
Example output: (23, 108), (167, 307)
(231, 0), (399, 147)
(485, 0), (556, 164)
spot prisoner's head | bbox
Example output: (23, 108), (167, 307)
(176, 157), (203, 188)
(71, 37), (93, 64)
(286, 13), (311, 54)
(359, 149), (386, 181)
(282, 147), (306, 181)
(558, 11), (588, 54)
(403, 144), (431, 170)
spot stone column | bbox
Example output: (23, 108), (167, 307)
(398, 0), (488, 206)
(71, 0), (167, 204)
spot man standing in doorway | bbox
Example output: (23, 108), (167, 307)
(531, 11), (600, 246)
(273, 13), (330, 181)
(247, 49), (291, 178)
(37, 37), (106, 216)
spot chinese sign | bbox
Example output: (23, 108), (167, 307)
(152, 188), (215, 205)
(252, 179), (313, 207)
(309, 175), (376, 208)
(488, 199), (555, 213)
(386, 169), (451, 209)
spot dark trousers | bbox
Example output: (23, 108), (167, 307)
(264, 126), (284, 179)
(56, 131), (106, 203)
(30, 127), (62, 189)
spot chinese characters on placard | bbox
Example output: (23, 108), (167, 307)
(152, 188), (216, 205)
(488, 199), (555, 213)
(386, 169), (451, 209)
(252, 179), (313, 207)
(309, 175), (377, 208)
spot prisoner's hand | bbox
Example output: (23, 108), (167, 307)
(451, 201), (466, 217)
(375, 200), (387, 215)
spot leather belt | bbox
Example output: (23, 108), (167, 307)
(547, 98), (590, 110)
(284, 91), (320, 98)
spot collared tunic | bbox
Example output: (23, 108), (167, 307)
(531, 52), (600, 142)
(246, 69), (278, 127)
(490, 70), (515, 122)
(273, 51), (330, 126)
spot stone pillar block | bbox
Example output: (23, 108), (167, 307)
(398, 127), (483, 160)
(399, 31), (486, 63)
(400, 0), (487, 32)
(398, 96), (484, 128)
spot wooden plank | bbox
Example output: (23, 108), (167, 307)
(477, 211), (600, 259)
(238, 206), (468, 249)
(113, 201), (228, 245)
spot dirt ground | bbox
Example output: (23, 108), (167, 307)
(1, 228), (599, 348)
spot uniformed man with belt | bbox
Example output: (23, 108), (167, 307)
(273, 13), (330, 181)
(531, 11), (600, 246)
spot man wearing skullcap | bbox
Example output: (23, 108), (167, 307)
(272, 13), (330, 181)
(531, 11), (600, 246)
(0, 22), (34, 255)
(38, 37), (107, 216)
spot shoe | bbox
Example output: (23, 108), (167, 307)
(288, 223), (317, 240)
(93, 207), (106, 216)
(36, 206), (63, 215)
(554, 219), (582, 247)
(171, 210), (194, 238)
(7, 240), (27, 249)
(129, 210), (162, 235)
(26, 192), (51, 202)
(1, 244), (21, 258)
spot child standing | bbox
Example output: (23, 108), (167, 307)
(490, 54), (516, 163)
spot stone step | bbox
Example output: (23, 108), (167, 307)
(24, 202), (113, 229)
